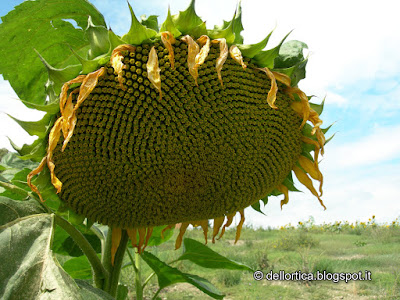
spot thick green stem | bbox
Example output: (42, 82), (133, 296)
(102, 228), (113, 291)
(108, 230), (129, 297)
(127, 249), (144, 300)
(55, 215), (108, 289)
(135, 251), (143, 300)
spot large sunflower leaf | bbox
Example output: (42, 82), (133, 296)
(177, 238), (253, 272)
(141, 251), (224, 299)
(0, 208), (111, 299)
(0, 0), (106, 107)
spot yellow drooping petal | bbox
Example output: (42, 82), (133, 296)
(111, 227), (122, 266)
(298, 155), (322, 181)
(309, 108), (323, 135)
(59, 76), (86, 114)
(61, 88), (79, 139)
(293, 165), (326, 209)
(27, 156), (47, 202)
(62, 68), (106, 151)
(195, 35), (210, 70)
(212, 216), (225, 243)
(276, 184), (289, 209)
(46, 117), (64, 193)
(161, 31), (176, 69)
(229, 45), (246, 69)
(175, 222), (190, 249)
(144, 227), (154, 249)
(181, 35), (200, 85)
(217, 213), (235, 240)
(110, 44), (136, 89)
(212, 38), (228, 86)
(272, 71), (291, 87)
(258, 67), (278, 109)
(286, 87), (310, 129)
(147, 46), (162, 100)
(301, 136), (321, 163)
(235, 210), (245, 244)
(192, 219), (209, 244)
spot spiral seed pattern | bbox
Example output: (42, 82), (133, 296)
(52, 40), (302, 228)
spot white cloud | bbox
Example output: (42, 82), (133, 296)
(324, 124), (400, 168)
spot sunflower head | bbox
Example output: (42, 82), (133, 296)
(14, 0), (331, 258)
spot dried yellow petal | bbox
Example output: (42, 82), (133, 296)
(111, 228), (122, 266)
(293, 165), (326, 209)
(272, 71), (291, 87)
(47, 117), (64, 193)
(127, 228), (138, 248)
(217, 213), (235, 240)
(212, 216), (225, 243)
(258, 67), (278, 109)
(229, 45), (246, 69)
(212, 38), (228, 86)
(161, 31), (176, 69)
(110, 44), (136, 89)
(195, 35), (211, 69)
(147, 46), (162, 100)
(27, 156), (47, 202)
(181, 35), (200, 85)
(235, 210), (245, 244)
(287, 87), (310, 128)
(175, 222), (190, 249)
(276, 184), (289, 209)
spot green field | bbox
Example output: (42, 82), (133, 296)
(118, 217), (400, 299)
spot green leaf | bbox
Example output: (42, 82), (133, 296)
(122, 2), (157, 45)
(172, 0), (207, 36)
(207, 14), (236, 44)
(141, 251), (224, 299)
(160, 7), (182, 38)
(7, 112), (54, 138)
(86, 16), (110, 59)
(232, 2), (244, 44)
(251, 200), (265, 215)
(31, 167), (62, 211)
(0, 196), (45, 226)
(9, 136), (47, 163)
(108, 29), (125, 52)
(146, 225), (174, 247)
(0, 0), (106, 107)
(310, 98), (325, 116)
(141, 15), (159, 32)
(237, 29), (274, 58)
(0, 214), (79, 299)
(0, 182), (29, 200)
(52, 224), (101, 257)
(0, 152), (38, 172)
(0, 211), (111, 299)
(177, 238), (253, 272)
(63, 255), (93, 280)
(18, 99), (60, 114)
(274, 40), (308, 69)
(283, 172), (300, 192)
(253, 31), (292, 69)
(75, 279), (114, 300)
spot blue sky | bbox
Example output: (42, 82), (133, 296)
(1, 0), (399, 228)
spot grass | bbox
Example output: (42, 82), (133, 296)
(118, 217), (400, 299)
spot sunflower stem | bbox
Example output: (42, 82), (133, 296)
(108, 230), (129, 297)
(135, 250), (144, 300)
(102, 228), (113, 291)
(54, 215), (108, 289)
